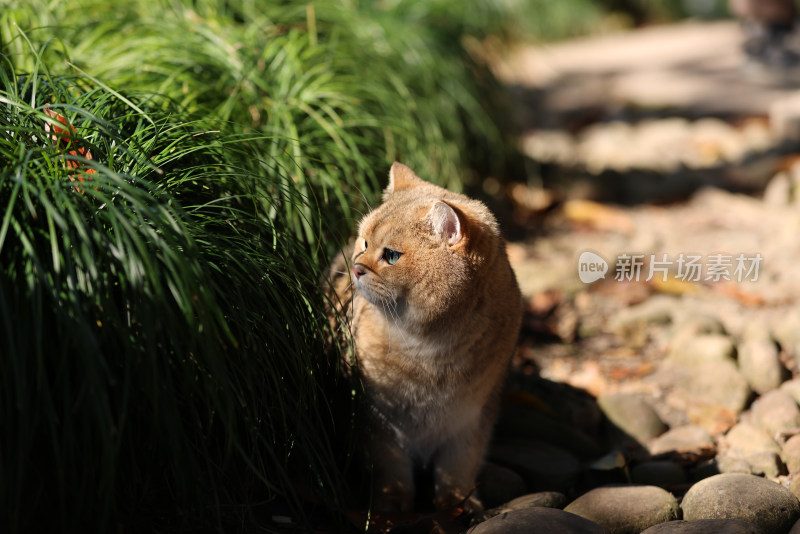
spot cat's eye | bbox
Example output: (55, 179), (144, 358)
(382, 248), (402, 265)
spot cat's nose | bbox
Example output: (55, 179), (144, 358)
(353, 265), (366, 279)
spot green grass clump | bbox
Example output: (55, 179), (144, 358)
(0, 0), (546, 530)
(3, 0), (513, 252)
(0, 63), (352, 530)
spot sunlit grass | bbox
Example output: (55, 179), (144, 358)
(3, 0), (515, 254)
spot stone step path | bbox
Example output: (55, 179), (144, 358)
(492, 20), (800, 204)
(498, 20), (800, 124)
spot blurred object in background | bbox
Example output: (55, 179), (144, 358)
(683, 0), (723, 17)
(729, 0), (800, 79)
(730, 0), (797, 22)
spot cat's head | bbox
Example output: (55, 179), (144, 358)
(352, 162), (498, 326)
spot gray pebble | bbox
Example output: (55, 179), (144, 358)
(682, 473), (800, 533)
(742, 320), (775, 343)
(764, 171), (793, 206)
(669, 334), (736, 365)
(466, 506), (610, 534)
(475, 491), (568, 523)
(771, 311), (800, 355)
(668, 315), (727, 358)
(790, 476), (800, 501)
(738, 339), (787, 395)
(650, 425), (714, 455)
(781, 435), (800, 475)
(751, 390), (800, 436)
(681, 361), (752, 414)
(609, 295), (678, 333)
(716, 455), (753, 475)
(564, 485), (680, 534)
(597, 393), (667, 444)
(718, 450), (785, 478)
(725, 423), (781, 454)
(640, 519), (763, 533)
(502, 491), (568, 509)
(670, 314), (726, 340)
(781, 379), (800, 406)
(477, 462), (528, 508)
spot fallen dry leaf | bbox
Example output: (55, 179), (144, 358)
(648, 274), (702, 296)
(651, 447), (717, 466)
(607, 362), (656, 381)
(590, 277), (653, 306)
(711, 281), (766, 306)
(562, 199), (634, 234)
(687, 403), (737, 435)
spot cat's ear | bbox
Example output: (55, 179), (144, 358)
(427, 201), (462, 247)
(386, 161), (423, 196)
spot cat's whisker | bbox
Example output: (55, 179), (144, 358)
(349, 285), (358, 323)
(378, 299), (401, 352)
(350, 185), (374, 213)
(382, 290), (411, 349)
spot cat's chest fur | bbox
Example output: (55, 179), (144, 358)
(355, 293), (493, 393)
(354, 297), (496, 455)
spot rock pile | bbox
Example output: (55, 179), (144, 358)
(468, 473), (799, 533)
(470, 181), (800, 533)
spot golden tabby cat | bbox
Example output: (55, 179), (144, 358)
(327, 162), (522, 513)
